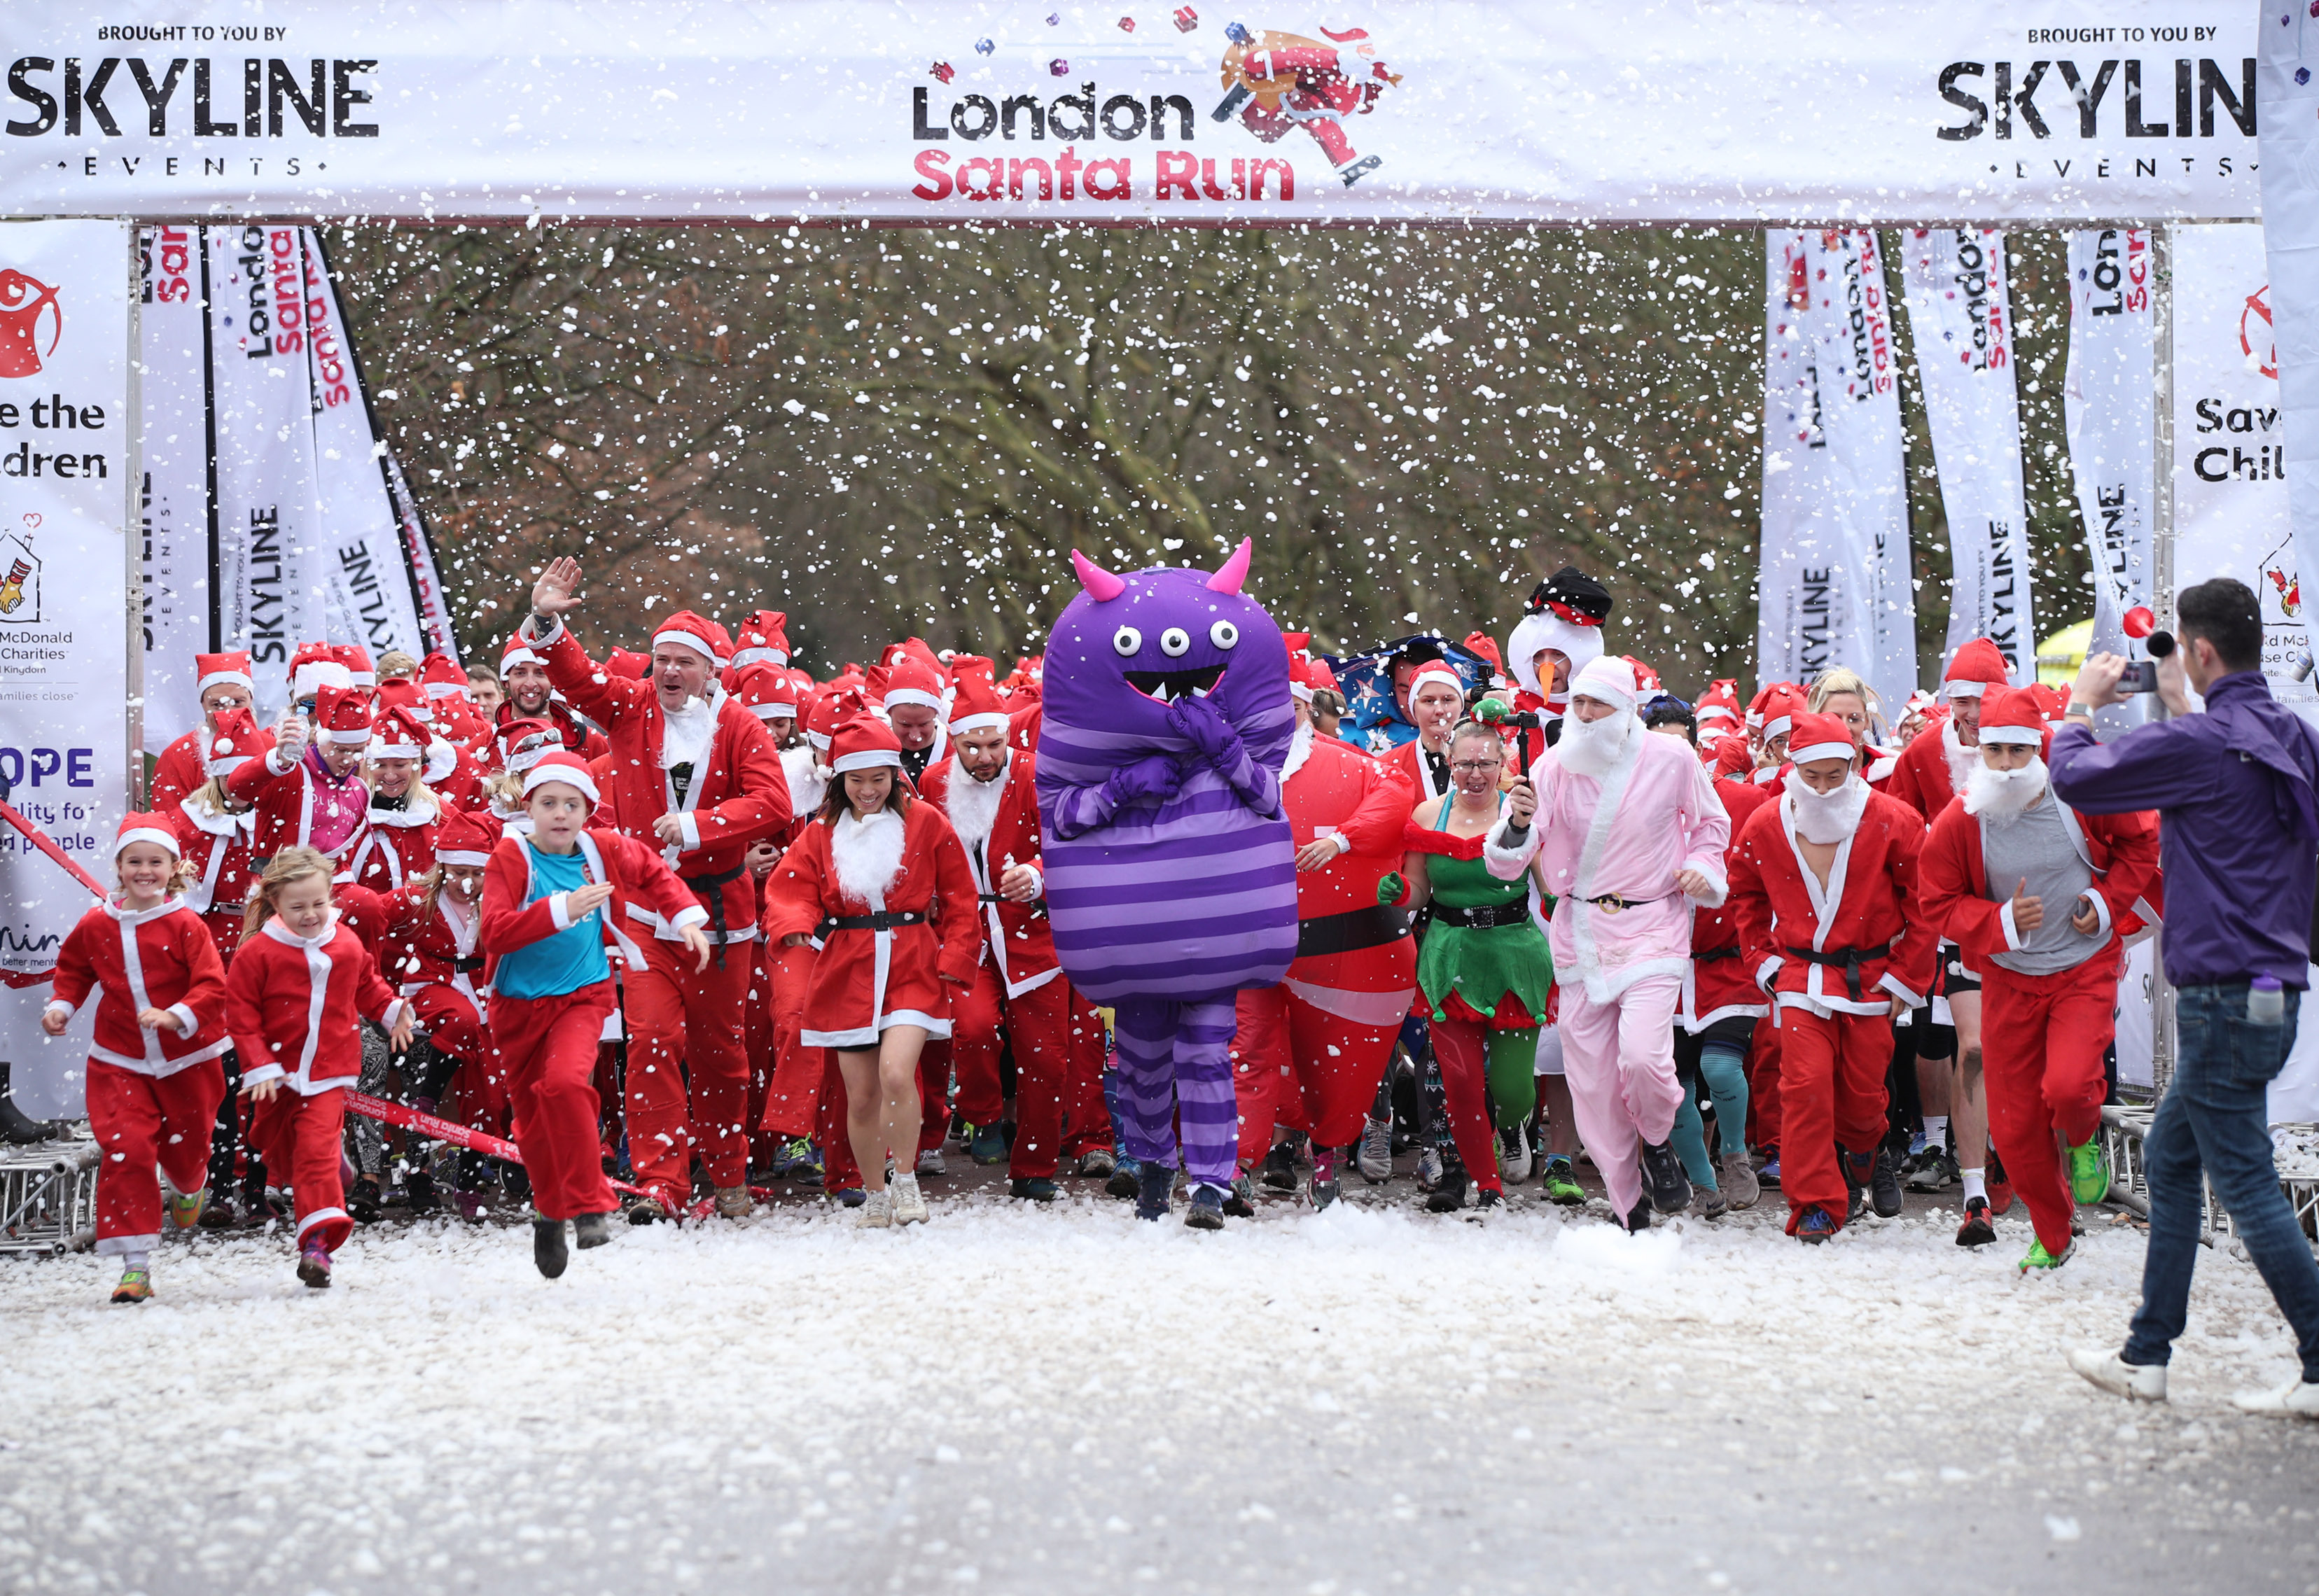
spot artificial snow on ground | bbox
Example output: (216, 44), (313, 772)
(4, 1175), (2318, 1596)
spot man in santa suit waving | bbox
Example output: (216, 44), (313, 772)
(1230, 645), (1416, 1208)
(521, 556), (791, 1220)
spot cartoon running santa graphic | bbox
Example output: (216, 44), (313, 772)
(1215, 22), (1401, 186)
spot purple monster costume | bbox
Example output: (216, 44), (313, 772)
(1035, 538), (1300, 1197)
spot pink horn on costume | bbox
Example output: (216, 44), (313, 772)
(1206, 537), (1253, 595)
(1071, 548), (1126, 602)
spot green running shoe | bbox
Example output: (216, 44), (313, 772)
(2020, 1238), (2075, 1273)
(2066, 1138), (2112, 1204)
(1541, 1156), (1585, 1207)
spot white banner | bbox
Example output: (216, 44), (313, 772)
(2169, 223), (2311, 700)
(136, 223), (211, 756)
(1904, 228), (2038, 685)
(0, 219), (131, 977)
(302, 228), (428, 668)
(2259, 1), (2319, 696)
(2063, 226), (2156, 736)
(0, 2), (2265, 226)
(384, 448), (459, 663)
(208, 223), (323, 724)
(1755, 230), (1914, 710)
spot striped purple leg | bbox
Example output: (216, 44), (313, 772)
(1111, 997), (1180, 1169)
(1173, 996), (1242, 1189)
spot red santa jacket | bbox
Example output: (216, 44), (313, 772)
(924, 746), (1059, 997)
(1684, 776), (1774, 1032)
(1919, 792), (2162, 976)
(478, 826), (709, 986)
(1283, 724), (1409, 921)
(1381, 737), (1449, 802)
(224, 912), (408, 1093)
(344, 792), (443, 894)
(527, 620), (791, 947)
(46, 896), (230, 1077)
(1885, 718), (1977, 824)
(1728, 788), (1936, 1017)
(171, 797), (261, 960)
(151, 722), (275, 815)
(228, 744), (370, 871)
(377, 880), (488, 1023)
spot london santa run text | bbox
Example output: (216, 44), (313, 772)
(911, 83), (1297, 204)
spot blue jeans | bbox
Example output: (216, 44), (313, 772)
(2124, 983), (2319, 1380)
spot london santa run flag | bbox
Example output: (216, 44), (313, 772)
(2260, 1), (2319, 715)
(1903, 229), (2037, 686)
(137, 223), (211, 754)
(2062, 227), (2157, 730)
(1755, 230), (1914, 715)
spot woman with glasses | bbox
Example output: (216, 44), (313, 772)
(1377, 720), (1553, 1214)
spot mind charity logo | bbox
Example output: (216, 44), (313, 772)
(0, 270), (61, 379)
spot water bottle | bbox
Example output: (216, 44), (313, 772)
(2249, 974), (2285, 1025)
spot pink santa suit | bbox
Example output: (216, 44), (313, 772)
(1484, 656), (1731, 1221)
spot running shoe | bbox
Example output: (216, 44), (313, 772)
(1259, 1141), (1301, 1192)
(1795, 1207), (1839, 1245)
(625, 1189), (675, 1225)
(1624, 1194), (1652, 1233)
(1955, 1195), (1996, 1247)
(2067, 1348), (2168, 1403)
(780, 1138), (823, 1182)
(713, 1185), (752, 1219)
(2229, 1378), (2319, 1418)
(403, 1170), (440, 1214)
(2019, 1238), (2075, 1273)
(854, 1189), (893, 1228)
(165, 1188), (207, 1231)
(1010, 1176), (1059, 1203)
(347, 1177), (383, 1224)
(297, 1240), (333, 1289)
(533, 1217), (570, 1279)
(1986, 1150), (2014, 1215)
(1906, 1149), (1960, 1192)
(1077, 1148), (1117, 1180)
(1185, 1183), (1227, 1231)
(967, 1123), (1009, 1166)
(1541, 1156), (1586, 1207)
(1719, 1152), (1760, 1210)
(1470, 1187), (1505, 1222)
(1106, 1156), (1144, 1201)
(1135, 1160), (1175, 1222)
(1356, 1119), (1393, 1184)
(836, 1184), (868, 1209)
(1309, 1175), (1339, 1212)
(111, 1267), (153, 1304)
(1414, 1144), (1445, 1194)
(1869, 1146), (1904, 1219)
(1639, 1137), (1692, 1214)
(1224, 1174), (1258, 1217)
(1498, 1124), (1533, 1184)
(197, 1190), (237, 1229)
(1692, 1184), (1728, 1221)
(916, 1147), (947, 1178)
(1756, 1156), (1781, 1189)
(2066, 1138), (2112, 1204)
(1424, 1166), (1468, 1213)
(891, 1172), (930, 1225)
(573, 1211), (614, 1250)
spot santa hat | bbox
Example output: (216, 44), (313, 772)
(522, 750), (601, 805)
(432, 806), (498, 868)
(495, 716), (562, 774)
(606, 648), (652, 681)
(203, 706), (269, 776)
(1569, 654), (1640, 712)
(1506, 567), (1611, 699)
(335, 643), (376, 688)
(732, 610), (791, 669)
(1977, 685), (2049, 746)
(195, 649), (254, 699)
(1284, 633), (1318, 704)
(314, 685), (375, 746)
(1461, 632), (1509, 691)
(370, 706), (431, 761)
(879, 656), (947, 717)
(289, 642), (354, 700)
(882, 636), (947, 681)
(1942, 637), (2012, 699)
(375, 678), (434, 724)
(828, 713), (904, 775)
(501, 634), (544, 673)
(1757, 682), (1809, 745)
(1405, 662), (1467, 706)
(113, 811), (180, 860)
(1622, 656), (1663, 696)
(1696, 679), (1742, 731)
(650, 610), (722, 666)
(419, 652), (468, 701)
(732, 663), (795, 724)
(804, 687), (857, 753)
(1786, 710), (1857, 768)
(705, 618), (734, 671)
(1903, 687), (1940, 718)
(945, 662), (1010, 735)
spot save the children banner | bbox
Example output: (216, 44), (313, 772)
(0, 1), (2266, 226)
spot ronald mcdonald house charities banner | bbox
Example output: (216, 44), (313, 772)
(0, 219), (129, 984)
(0, 1), (2267, 226)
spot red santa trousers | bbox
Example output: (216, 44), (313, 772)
(741, 942), (780, 1170)
(1982, 952), (2118, 1256)
(624, 934), (753, 1194)
(952, 965), (1075, 1180)
(248, 1086), (351, 1253)
(88, 1058), (223, 1256)
(1559, 973), (1686, 1220)
(1774, 1007), (1892, 1233)
(759, 941), (824, 1141)
(491, 981), (620, 1221)
(1061, 989), (1113, 1157)
(1230, 984), (1402, 1165)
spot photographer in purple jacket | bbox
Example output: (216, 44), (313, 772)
(2048, 578), (2319, 1420)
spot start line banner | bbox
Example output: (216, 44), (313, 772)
(0, 1), (2266, 225)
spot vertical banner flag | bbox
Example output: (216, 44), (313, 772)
(1756, 230), (1912, 710)
(137, 224), (213, 756)
(2063, 227), (2156, 737)
(0, 219), (131, 983)
(384, 448), (460, 662)
(2171, 223), (2310, 701)
(301, 228), (429, 669)
(208, 225), (325, 724)
(1904, 229), (2036, 685)
(2261, 6), (2319, 702)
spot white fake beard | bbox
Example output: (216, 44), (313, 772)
(781, 743), (829, 817)
(1281, 719), (1315, 783)
(942, 752), (1009, 850)
(1941, 715), (1978, 795)
(1783, 769), (1870, 846)
(1963, 755), (2047, 822)
(830, 808), (907, 904)
(660, 695), (716, 771)
(1554, 708), (1636, 779)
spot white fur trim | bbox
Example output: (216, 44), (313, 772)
(524, 764), (601, 804)
(1788, 739), (1855, 766)
(436, 848), (492, 868)
(197, 668), (254, 695)
(650, 626), (718, 662)
(1405, 665), (1465, 704)
(116, 827), (180, 859)
(830, 808), (908, 906)
(882, 686), (945, 714)
(1977, 724), (2042, 746)
(832, 748), (903, 775)
(947, 711), (1009, 735)
(1280, 720), (1316, 784)
(1944, 679), (1988, 699)
(323, 727), (372, 746)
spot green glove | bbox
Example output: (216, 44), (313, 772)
(1377, 871), (1407, 907)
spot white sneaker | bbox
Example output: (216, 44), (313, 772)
(2067, 1347), (2167, 1403)
(1415, 1144), (1444, 1192)
(1497, 1124), (1533, 1184)
(854, 1189), (893, 1229)
(891, 1172), (930, 1226)
(2231, 1377), (2319, 1418)
(1356, 1119), (1393, 1184)
(915, 1147), (946, 1177)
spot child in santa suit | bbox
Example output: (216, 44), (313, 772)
(42, 816), (230, 1302)
(482, 752), (709, 1275)
(1728, 712), (1935, 1241)
(228, 684), (375, 876)
(761, 715), (978, 1229)
(1919, 686), (2161, 1266)
(225, 846), (414, 1288)
(1230, 653), (1416, 1209)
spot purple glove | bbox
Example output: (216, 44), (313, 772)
(1167, 694), (1242, 768)
(1103, 753), (1183, 808)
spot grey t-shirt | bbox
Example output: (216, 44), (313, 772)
(1980, 795), (2103, 976)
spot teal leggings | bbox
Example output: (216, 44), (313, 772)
(1669, 1038), (1750, 1191)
